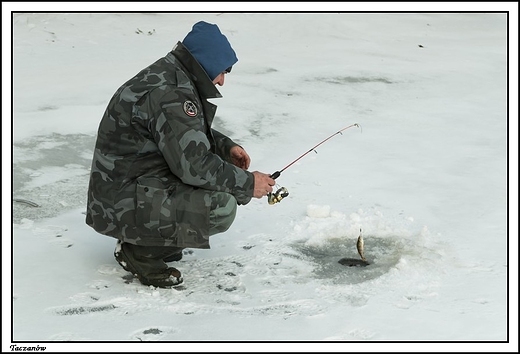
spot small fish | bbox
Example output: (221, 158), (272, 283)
(356, 228), (366, 262)
(338, 228), (370, 267)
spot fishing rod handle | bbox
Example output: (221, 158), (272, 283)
(270, 171), (281, 180)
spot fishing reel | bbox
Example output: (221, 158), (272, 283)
(267, 186), (289, 205)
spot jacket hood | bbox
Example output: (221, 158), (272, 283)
(182, 21), (238, 81)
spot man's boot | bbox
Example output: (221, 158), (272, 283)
(114, 241), (183, 288)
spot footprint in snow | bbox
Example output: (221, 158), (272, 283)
(129, 327), (178, 341)
(51, 303), (117, 316)
(87, 279), (112, 290)
(32, 225), (74, 248)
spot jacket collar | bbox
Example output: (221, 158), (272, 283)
(170, 41), (222, 100)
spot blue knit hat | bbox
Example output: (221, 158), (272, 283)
(182, 21), (238, 81)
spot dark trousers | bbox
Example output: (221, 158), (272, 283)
(120, 192), (237, 275)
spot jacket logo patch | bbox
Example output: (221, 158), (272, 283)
(183, 100), (198, 117)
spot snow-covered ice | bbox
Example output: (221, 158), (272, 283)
(4, 5), (518, 352)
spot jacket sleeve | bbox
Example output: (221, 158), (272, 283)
(212, 129), (240, 163)
(147, 87), (254, 205)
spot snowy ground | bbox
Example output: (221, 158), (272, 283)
(4, 5), (518, 352)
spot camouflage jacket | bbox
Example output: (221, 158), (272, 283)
(86, 42), (254, 248)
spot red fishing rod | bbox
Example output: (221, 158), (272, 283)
(268, 123), (361, 205)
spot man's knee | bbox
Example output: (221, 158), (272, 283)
(209, 193), (237, 235)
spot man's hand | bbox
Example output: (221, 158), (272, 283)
(230, 145), (251, 170)
(252, 171), (276, 199)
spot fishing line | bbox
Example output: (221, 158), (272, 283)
(267, 123), (361, 205)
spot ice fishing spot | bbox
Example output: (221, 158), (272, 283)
(290, 206), (447, 288)
(292, 235), (402, 285)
